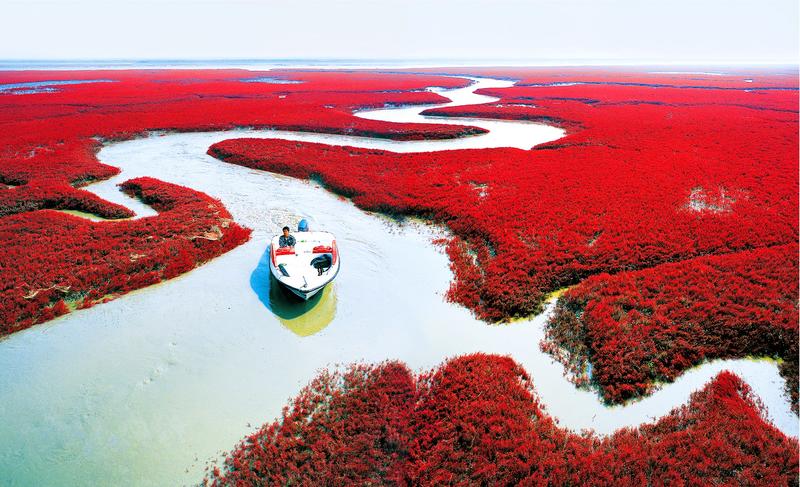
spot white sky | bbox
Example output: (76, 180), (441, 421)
(1, 0), (798, 63)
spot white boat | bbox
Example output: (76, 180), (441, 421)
(269, 231), (340, 300)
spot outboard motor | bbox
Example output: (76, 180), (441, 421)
(310, 253), (332, 276)
(298, 219), (309, 232)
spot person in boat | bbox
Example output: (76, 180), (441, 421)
(279, 226), (296, 248)
(298, 219), (309, 232)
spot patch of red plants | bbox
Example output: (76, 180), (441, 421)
(206, 354), (798, 485)
(0, 177), (251, 333)
(0, 69), (482, 334)
(543, 243), (799, 409)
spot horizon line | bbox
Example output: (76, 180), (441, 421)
(0, 57), (798, 64)
(0, 58), (797, 72)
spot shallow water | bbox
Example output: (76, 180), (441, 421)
(240, 76), (304, 84)
(0, 79), (114, 94)
(0, 77), (795, 486)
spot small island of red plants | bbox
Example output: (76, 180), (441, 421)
(205, 354), (798, 486)
(542, 243), (799, 410)
(0, 177), (251, 332)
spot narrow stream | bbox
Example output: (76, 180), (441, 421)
(0, 77), (794, 486)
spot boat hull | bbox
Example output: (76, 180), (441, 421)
(281, 281), (327, 300)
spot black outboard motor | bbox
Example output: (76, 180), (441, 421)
(310, 253), (333, 276)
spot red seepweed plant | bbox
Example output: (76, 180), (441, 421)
(543, 243), (799, 409)
(206, 354), (799, 485)
(0, 177), (251, 333)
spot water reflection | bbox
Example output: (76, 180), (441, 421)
(250, 245), (337, 336)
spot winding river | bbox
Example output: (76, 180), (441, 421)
(0, 77), (795, 486)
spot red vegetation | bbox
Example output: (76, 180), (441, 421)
(0, 177), (250, 333)
(206, 354), (798, 485)
(0, 69), (483, 334)
(544, 244), (799, 409)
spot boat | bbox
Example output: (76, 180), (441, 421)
(269, 230), (340, 300)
